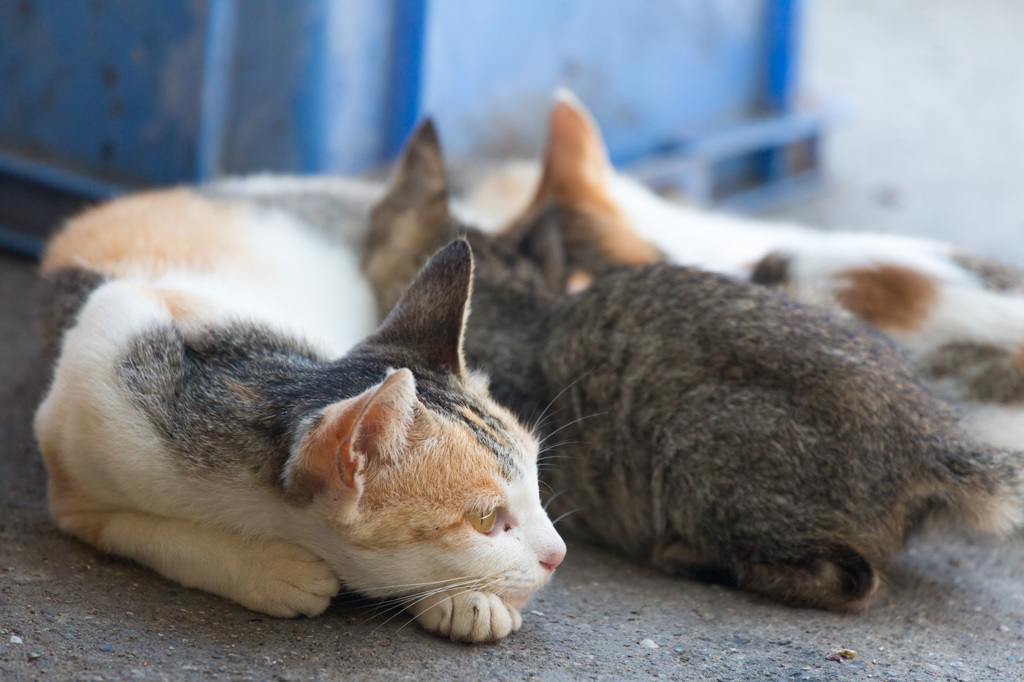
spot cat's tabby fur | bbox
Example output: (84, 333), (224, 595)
(364, 122), (1024, 611)
(456, 91), (1024, 455)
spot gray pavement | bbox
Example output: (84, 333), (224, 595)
(3, 1), (1024, 679)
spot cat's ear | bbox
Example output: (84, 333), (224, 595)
(369, 239), (473, 375)
(364, 119), (455, 317)
(519, 90), (661, 269)
(285, 368), (417, 509)
(505, 203), (570, 293)
(384, 119), (448, 207)
(528, 89), (616, 213)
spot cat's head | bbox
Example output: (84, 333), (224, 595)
(509, 89), (663, 286)
(370, 92), (664, 298)
(286, 239), (565, 611)
(364, 117), (595, 306)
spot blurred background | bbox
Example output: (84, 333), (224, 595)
(0, 0), (1021, 263)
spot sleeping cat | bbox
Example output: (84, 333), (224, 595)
(363, 122), (1024, 611)
(751, 247), (1024, 453)
(453, 90), (1024, 453)
(33, 188), (565, 642)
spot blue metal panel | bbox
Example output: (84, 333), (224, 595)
(0, 0), (397, 183)
(0, 0), (207, 184)
(384, 0), (428, 158)
(0, 0), (820, 231)
(215, 0), (324, 175)
(315, 0), (396, 174)
(195, 0), (237, 181)
(0, 150), (124, 200)
(222, 0), (395, 175)
(418, 0), (770, 164)
(761, 0), (800, 184)
(626, 110), (823, 207)
(0, 225), (43, 260)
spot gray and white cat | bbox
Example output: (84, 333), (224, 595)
(33, 185), (564, 642)
(363, 122), (1024, 611)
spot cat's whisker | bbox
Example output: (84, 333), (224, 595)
(393, 573), (499, 612)
(537, 452), (576, 463)
(362, 575), (478, 593)
(537, 412), (607, 447)
(362, 598), (407, 621)
(537, 454), (571, 464)
(538, 478), (554, 495)
(374, 572), (506, 635)
(537, 451), (583, 467)
(538, 440), (590, 456)
(359, 576), (480, 623)
(405, 572), (505, 604)
(543, 490), (566, 511)
(391, 576), (507, 635)
(531, 409), (567, 442)
(366, 577), (487, 632)
(391, 580), (477, 611)
(551, 507), (583, 527)
(370, 579), (474, 607)
(529, 369), (593, 437)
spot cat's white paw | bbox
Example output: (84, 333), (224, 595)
(237, 541), (340, 618)
(411, 590), (522, 642)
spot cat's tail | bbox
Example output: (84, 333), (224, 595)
(932, 441), (1024, 536)
(36, 267), (108, 361)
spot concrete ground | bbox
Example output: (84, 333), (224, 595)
(3, 1), (1024, 680)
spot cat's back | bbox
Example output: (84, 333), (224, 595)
(34, 183), (373, 516)
(555, 263), (913, 386)
(542, 263), (961, 489)
(537, 263), (977, 561)
(41, 186), (376, 357)
(43, 188), (253, 279)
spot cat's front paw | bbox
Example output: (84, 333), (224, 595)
(238, 541), (340, 618)
(410, 590), (522, 642)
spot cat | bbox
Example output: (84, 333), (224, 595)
(453, 90), (1024, 453)
(751, 247), (1024, 453)
(33, 186), (565, 642)
(362, 121), (1024, 611)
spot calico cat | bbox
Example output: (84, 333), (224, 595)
(454, 90), (1024, 453)
(33, 188), (565, 642)
(363, 122), (1024, 611)
(751, 247), (1024, 453)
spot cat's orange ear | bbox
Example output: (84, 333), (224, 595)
(368, 239), (473, 376)
(518, 91), (661, 269)
(529, 89), (617, 215)
(285, 369), (417, 508)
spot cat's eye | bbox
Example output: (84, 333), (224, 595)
(466, 509), (497, 534)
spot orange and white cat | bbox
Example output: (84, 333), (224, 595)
(34, 183), (565, 642)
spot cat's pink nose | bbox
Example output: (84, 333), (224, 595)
(540, 549), (565, 572)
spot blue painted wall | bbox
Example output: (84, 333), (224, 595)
(0, 0), (813, 202)
(0, 0), (206, 184)
(420, 0), (772, 165)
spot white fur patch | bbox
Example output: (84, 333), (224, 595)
(960, 405), (1024, 452)
(207, 173), (383, 202)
